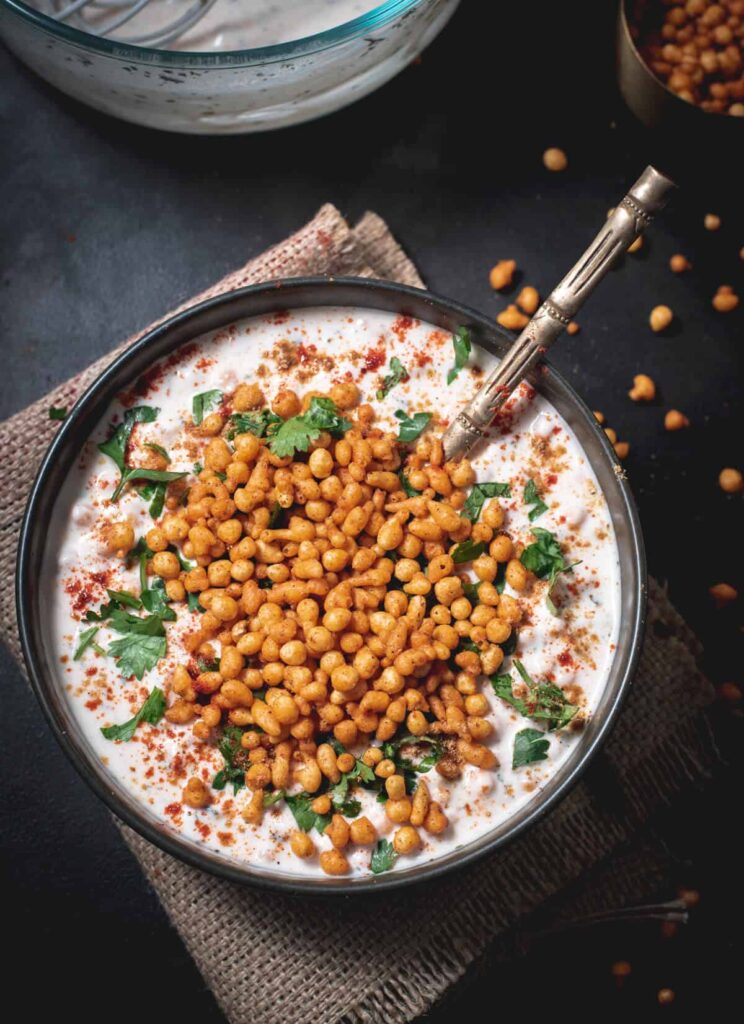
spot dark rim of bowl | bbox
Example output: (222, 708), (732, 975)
(16, 276), (646, 896)
(1, 0), (426, 65)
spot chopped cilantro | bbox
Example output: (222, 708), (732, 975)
(48, 406), (67, 421)
(212, 725), (249, 793)
(462, 481), (511, 522)
(73, 625), (99, 661)
(143, 441), (171, 463)
(451, 538), (487, 563)
(192, 390), (223, 426)
(490, 660), (578, 731)
(519, 527), (580, 614)
(524, 478), (548, 521)
(394, 409), (432, 443)
(98, 405), (159, 474)
(106, 610), (168, 679)
(284, 792), (331, 834)
(227, 408), (282, 440)
(512, 727), (550, 768)
(446, 326), (472, 385)
(370, 838), (398, 874)
(398, 472), (422, 498)
(100, 687), (166, 742)
(377, 357), (409, 400)
(269, 397), (351, 458)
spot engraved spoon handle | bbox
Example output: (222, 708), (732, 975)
(442, 165), (677, 462)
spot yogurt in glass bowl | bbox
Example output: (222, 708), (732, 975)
(17, 278), (645, 892)
(0, 0), (459, 132)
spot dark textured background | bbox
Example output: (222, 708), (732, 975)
(1, 2), (742, 1020)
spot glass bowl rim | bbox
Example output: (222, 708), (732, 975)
(1, 0), (427, 65)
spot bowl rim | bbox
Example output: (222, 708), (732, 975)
(16, 275), (646, 895)
(1, 0), (428, 65)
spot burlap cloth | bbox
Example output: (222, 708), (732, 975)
(0, 206), (717, 1024)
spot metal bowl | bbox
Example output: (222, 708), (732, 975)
(617, 0), (743, 145)
(16, 277), (646, 894)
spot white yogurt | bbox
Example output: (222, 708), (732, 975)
(44, 307), (620, 878)
(35, 0), (382, 50)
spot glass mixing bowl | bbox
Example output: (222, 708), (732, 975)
(0, 0), (459, 133)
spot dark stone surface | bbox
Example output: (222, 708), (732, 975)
(1, 3), (742, 1020)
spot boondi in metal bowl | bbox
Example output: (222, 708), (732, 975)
(17, 278), (645, 893)
(0, 0), (459, 133)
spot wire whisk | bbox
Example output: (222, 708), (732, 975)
(46, 0), (217, 47)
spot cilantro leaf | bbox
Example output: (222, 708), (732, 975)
(212, 725), (250, 793)
(520, 527), (580, 614)
(462, 482), (511, 522)
(49, 406), (67, 421)
(105, 610), (168, 679)
(491, 661), (578, 731)
(284, 793), (331, 834)
(98, 406), (159, 474)
(395, 409), (432, 443)
(84, 588), (142, 622)
(268, 414), (321, 458)
(446, 326), (472, 385)
(513, 728), (550, 768)
(398, 472), (422, 498)
(141, 578), (176, 620)
(451, 538), (487, 563)
(100, 686), (166, 742)
(144, 441), (171, 463)
(269, 398), (351, 458)
(227, 408), (282, 440)
(192, 390), (223, 426)
(370, 838), (398, 874)
(73, 625), (99, 661)
(524, 478), (548, 521)
(107, 634), (166, 680)
(461, 579), (481, 604)
(263, 789), (286, 807)
(111, 467), (187, 503)
(377, 357), (409, 400)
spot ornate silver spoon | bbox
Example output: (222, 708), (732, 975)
(442, 165), (677, 462)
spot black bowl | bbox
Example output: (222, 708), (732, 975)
(16, 277), (646, 894)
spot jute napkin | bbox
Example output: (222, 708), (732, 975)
(0, 206), (717, 1024)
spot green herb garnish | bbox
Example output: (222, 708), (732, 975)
(106, 611), (168, 680)
(519, 527), (580, 614)
(100, 686), (166, 742)
(398, 472), (422, 498)
(370, 838), (398, 874)
(269, 397), (352, 458)
(111, 467), (187, 504)
(377, 357), (409, 400)
(284, 792), (331, 834)
(395, 409), (432, 443)
(451, 538), (487, 563)
(491, 660), (578, 731)
(73, 625), (99, 660)
(49, 406), (67, 421)
(446, 326), (472, 385)
(512, 727), (550, 768)
(144, 441), (171, 463)
(212, 725), (249, 793)
(227, 408), (283, 440)
(524, 478), (548, 521)
(192, 390), (223, 426)
(462, 481), (511, 522)
(99, 405), (159, 473)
